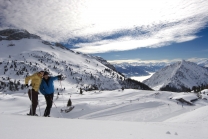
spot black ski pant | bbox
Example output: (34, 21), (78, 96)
(44, 93), (54, 116)
(28, 89), (38, 115)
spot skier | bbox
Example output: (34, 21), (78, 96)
(25, 71), (44, 116)
(39, 72), (63, 117)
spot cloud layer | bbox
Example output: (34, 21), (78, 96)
(108, 57), (208, 64)
(1, 0), (208, 53)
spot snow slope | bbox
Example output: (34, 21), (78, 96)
(0, 38), (121, 90)
(166, 105), (208, 123)
(143, 60), (208, 91)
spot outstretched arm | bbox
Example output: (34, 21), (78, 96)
(51, 75), (63, 81)
(51, 76), (59, 81)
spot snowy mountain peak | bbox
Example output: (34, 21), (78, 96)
(143, 60), (208, 91)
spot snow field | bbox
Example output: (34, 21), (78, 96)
(1, 89), (207, 123)
(1, 113), (208, 139)
(1, 89), (208, 139)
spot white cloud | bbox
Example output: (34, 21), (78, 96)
(186, 57), (208, 63)
(108, 59), (181, 64)
(1, 0), (208, 53)
(108, 57), (208, 64)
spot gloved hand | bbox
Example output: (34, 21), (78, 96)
(26, 84), (32, 89)
(57, 75), (64, 80)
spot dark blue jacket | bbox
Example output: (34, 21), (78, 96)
(39, 76), (58, 95)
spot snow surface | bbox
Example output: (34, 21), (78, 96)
(1, 89), (207, 122)
(201, 89), (208, 93)
(166, 105), (208, 123)
(1, 113), (208, 139)
(201, 89), (208, 100)
(1, 89), (208, 139)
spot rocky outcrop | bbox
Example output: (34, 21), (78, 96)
(0, 29), (40, 40)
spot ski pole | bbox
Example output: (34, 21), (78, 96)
(52, 98), (63, 118)
(38, 100), (41, 116)
(30, 89), (33, 115)
(60, 80), (65, 108)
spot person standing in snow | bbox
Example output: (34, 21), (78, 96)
(25, 71), (44, 116)
(39, 72), (63, 117)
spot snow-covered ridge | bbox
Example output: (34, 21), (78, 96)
(143, 60), (208, 91)
(92, 56), (117, 71)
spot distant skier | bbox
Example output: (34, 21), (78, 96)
(25, 71), (44, 116)
(39, 72), (63, 117)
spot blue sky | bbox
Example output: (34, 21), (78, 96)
(1, 0), (208, 63)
